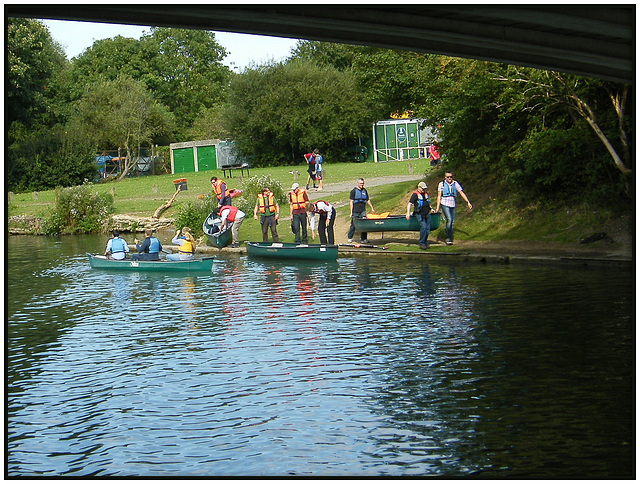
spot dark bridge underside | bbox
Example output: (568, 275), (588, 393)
(8, 5), (634, 84)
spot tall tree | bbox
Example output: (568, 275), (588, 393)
(7, 17), (66, 126)
(72, 75), (174, 179)
(223, 60), (371, 166)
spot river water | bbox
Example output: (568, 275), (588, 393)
(6, 235), (634, 477)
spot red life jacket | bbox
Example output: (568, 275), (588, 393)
(220, 205), (238, 222)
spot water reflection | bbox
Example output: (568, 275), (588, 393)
(6, 236), (633, 477)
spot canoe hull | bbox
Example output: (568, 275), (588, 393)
(205, 228), (232, 249)
(245, 242), (338, 261)
(353, 214), (441, 232)
(87, 253), (213, 272)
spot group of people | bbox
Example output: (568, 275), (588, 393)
(104, 227), (197, 261)
(403, 171), (472, 248)
(103, 151), (472, 258)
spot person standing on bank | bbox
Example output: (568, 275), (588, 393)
(104, 229), (130, 260)
(314, 151), (324, 191)
(347, 178), (375, 244)
(167, 227), (195, 260)
(132, 228), (162, 260)
(289, 183), (309, 245)
(428, 140), (440, 168)
(211, 176), (232, 207)
(304, 149), (319, 190)
(218, 205), (246, 248)
(254, 186), (280, 242)
(435, 172), (473, 245)
(306, 200), (335, 245)
(406, 181), (435, 250)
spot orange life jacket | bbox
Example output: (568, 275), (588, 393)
(257, 192), (277, 214)
(290, 188), (307, 211)
(212, 179), (230, 201)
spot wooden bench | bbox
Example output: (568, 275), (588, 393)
(222, 163), (250, 178)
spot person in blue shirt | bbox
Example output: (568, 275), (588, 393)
(131, 228), (162, 260)
(104, 229), (130, 260)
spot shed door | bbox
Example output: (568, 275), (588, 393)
(173, 147), (195, 174)
(196, 145), (217, 171)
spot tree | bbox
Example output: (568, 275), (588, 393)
(494, 68), (632, 176)
(222, 60), (371, 166)
(140, 27), (231, 133)
(64, 27), (231, 140)
(72, 75), (174, 179)
(7, 18), (66, 127)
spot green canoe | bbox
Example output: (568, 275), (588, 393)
(87, 253), (214, 272)
(203, 211), (232, 248)
(245, 242), (338, 261)
(353, 213), (441, 233)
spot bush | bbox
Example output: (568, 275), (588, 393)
(233, 174), (288, 215)
(40, 183), (113, 235)
(173, 195), (218, 238)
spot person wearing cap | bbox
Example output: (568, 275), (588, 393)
(289, 183), (309, 245)
(406, 181), (435, 249)
(435, 172), (473, 245)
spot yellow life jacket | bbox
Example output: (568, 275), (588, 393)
(178, 238), (194, 254)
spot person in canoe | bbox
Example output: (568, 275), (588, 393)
(406, 181), (435, 250)
(211, 176), (232, 207)
(254, 186), (280, 242)
(131, 228), (162, 261)
(306, 201), (335, 245)
(347, 178), (375, 244)
(216, 205), (246, 248)
(104, 229), (130, 260)
(289, 183), (309, 245)
(167, 227), (196, 260)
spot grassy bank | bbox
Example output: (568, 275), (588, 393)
(7, 159), (630, 250)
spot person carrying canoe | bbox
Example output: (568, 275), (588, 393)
(406, 181), (436, 250)
(104, 229), (130, 260)
(211, 176), (232, 207)
(347, 178), (375, 244)
(254, 186), (280, 243)
(289, 183), (309, 245)
(217, 205), (246, 248)
(131, 228), (163, 260)
(167, 227), (195, 260)
(306, 200), (335, 245)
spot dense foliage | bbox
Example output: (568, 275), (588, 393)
(40, 184), (114, 235)
(6, 20), (632, 210)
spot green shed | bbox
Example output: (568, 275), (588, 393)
(170, 139), (220, 174)
(372, 119), (423, 162)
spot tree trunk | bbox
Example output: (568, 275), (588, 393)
(152, 187), (182, 219)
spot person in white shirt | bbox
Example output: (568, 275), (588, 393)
(435, 172), (473, 245)
(306, 200), (335, 245)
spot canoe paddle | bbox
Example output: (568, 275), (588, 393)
(339, 243), (387, 250)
